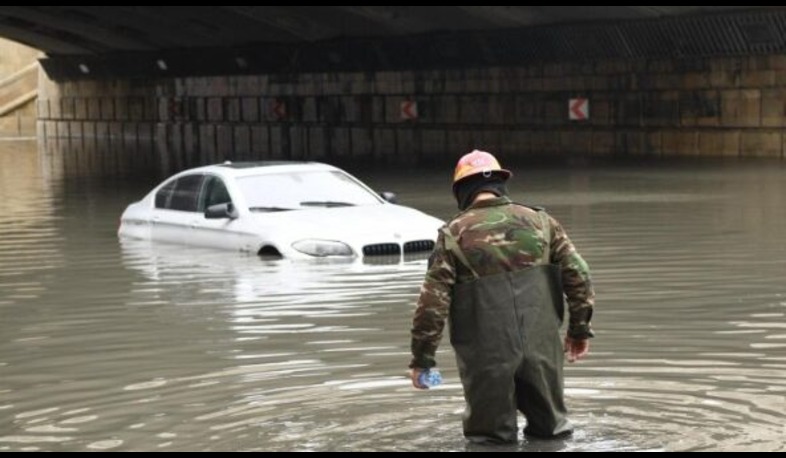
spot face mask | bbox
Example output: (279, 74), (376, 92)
(453, 175), (508, 211)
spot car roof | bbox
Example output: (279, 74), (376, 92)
(183, 161), (340, 178)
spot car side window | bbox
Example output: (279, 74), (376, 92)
(155, 180), (176, 209)
(168, 175), (205, 213)
(200, 176), (232, 212)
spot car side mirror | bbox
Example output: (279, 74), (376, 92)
(205, 203), (239, 220)
(380, 192), (399, 204)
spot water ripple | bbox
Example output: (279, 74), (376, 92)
(1, 144), (785, 451)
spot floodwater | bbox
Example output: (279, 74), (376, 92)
(1, 140), (784, 452)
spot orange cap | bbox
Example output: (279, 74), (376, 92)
(453, 150), (512, 184)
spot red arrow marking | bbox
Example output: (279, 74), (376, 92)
(570, 99), (587, 120)
(401, 101), (417, 120)
(272, 100), (286, 120)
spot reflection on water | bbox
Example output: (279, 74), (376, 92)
(0, 141), (785, 451)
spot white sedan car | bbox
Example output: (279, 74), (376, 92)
(118, 162), (443, 260)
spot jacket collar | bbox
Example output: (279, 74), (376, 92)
(468, 196), (512, 210)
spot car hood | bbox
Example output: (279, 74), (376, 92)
(249, 204), (443, 243)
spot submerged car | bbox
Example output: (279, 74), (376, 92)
(118, 162), (443, 260)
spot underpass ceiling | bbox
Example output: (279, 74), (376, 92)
(0, 6), (774, 54)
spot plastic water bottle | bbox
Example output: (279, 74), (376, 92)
(418, 369), (443, 389)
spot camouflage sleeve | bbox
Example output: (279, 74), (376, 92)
(410, 230), (456, 369)
(548, 215), (596, 340)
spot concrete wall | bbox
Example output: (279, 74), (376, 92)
(0, 38), (39, 76)
(39, 53), (786, 172)
(0, 102), (36, 137)
(0, 38), (40, 138)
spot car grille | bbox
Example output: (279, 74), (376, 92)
(404, 240), (435, 253)
(363, 244), (402, 257)
(363, 241), (435, 258)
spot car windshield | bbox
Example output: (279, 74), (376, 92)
(237, 170), (383, 211)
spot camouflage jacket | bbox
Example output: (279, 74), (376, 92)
(410, 196), (595, 369)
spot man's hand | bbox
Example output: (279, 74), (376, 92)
(410, 369), (428, 390)
(564, 337), (590, 363)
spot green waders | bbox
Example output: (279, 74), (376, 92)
(448, 263), (573, 444)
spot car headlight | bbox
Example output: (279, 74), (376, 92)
(292, 240), (354, 258)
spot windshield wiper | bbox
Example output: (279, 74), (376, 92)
(249, 207), (298, 213)
(300, 201), (356, 208)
